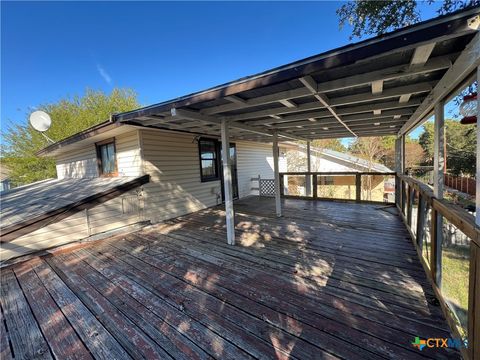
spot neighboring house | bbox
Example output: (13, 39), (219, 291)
(282, 143), (394, 202)
(0, 164), (11, 192)
(0, 121), (288, 261)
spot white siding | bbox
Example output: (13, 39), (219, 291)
(0, 189), (143, 261)
(236, 141), (275, 198)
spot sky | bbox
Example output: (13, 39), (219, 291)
(1, 1), (444, 146)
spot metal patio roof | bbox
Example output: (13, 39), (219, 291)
(115, 6), (480, 142)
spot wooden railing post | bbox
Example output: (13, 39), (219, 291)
(355, 173), (361, 202)
(280, 174), (284, 196)
(430, 208), (442, 286)
(468, 240), (479, 360)
(416, 194), (426, 248)
(407, 188), (415, 227)
(312, 174), (318, 199)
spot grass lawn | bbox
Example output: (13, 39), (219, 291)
(441, 246), (470, 336)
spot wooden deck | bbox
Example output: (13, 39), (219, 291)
(0, 197), (460, 359)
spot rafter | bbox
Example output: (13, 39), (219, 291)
(171, 108), (307, 141)
(399, 32), (480, 135)
(278, 99), (297, 108)
(299, 76), (357, 137)
(224, 95), (247, 104)
(410, 43), (436, 67)
(371, 80), (384, 95)
(270, 116), (407, 130)
(246, 107), (415, 126)
(201, 55), (452, 116)
(224, 84), (428, 123)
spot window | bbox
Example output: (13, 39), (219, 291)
(96, 138), (117, 177)
(199, 138), (220, 181)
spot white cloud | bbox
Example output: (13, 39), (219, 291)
(96, 64), (112, 84)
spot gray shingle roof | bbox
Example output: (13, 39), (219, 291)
(319, 148), (392, 173)
(0, 176), (146, 231)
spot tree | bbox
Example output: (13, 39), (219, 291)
(349, 137), (387, 169)
(337, 0), (478, 39)
(418, 119), (476, 176)
(311, 138), (346, 152)
(1, 88), (139, 186)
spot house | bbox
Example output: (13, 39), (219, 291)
(281, 143), (394, 201)
(1, 7), (480, 359)
(0, 164), (11, 192)
(0, 120), (290, 261)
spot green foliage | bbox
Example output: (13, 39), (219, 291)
(418, 119), (476, 176)
(1, 88), (139, 186)
(337, 0), (478, 39)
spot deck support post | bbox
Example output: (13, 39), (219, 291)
(476, 66), (480, 226)
(432, 100), (445, 286)
(394, 137), (404, 207)
(221, 119), (235, 245)
(306, 141), (312, 197)
(273, 132), (282, 217)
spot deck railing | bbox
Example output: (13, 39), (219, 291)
(396, 174), (479, 360)
(279, 171), (397, 203)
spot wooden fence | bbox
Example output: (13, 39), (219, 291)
(397, 174), (479, 360)
(445, 174), (476, 196)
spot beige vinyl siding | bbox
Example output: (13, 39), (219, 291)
(55, 129), (142, 179)
(116, 130), (143, 177)
(0, 188), (144, 261)
(141, 130), (222, 223)
(56, 146), (98, 179)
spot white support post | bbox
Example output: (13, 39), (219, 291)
(476, 66), (480, 226)
(221, 119), (235, 245)
(395, 137), (402, 206)
(434, 101), (445, 198)
(306, 141), (312, 196)
(433, 100), (445, 286)
(273, 132), (282, 217)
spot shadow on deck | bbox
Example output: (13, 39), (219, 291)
(0, 197), (459, 359)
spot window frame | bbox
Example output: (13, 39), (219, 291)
(95, 138), (118, 177)
(198, 138), (220, 182)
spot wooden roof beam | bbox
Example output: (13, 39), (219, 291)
(201, 55), (452, 116)
(224, 95), (247, 104)
(397, 43), (436, 107)
(299, 76), (357, 137)
(244, 100), (420, 126)
(278, 99), (297, 108)
(270, 116), (408, 130)
(246, 107), (414, 126)
(371, 80), (383, 95)
(224, 83), (429, 123)
(399, 32), (480, 135)
(171, 108), (307, 141)
(410, 43), (436, 67)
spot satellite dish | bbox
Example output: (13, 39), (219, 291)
(29, 111), (51, 132)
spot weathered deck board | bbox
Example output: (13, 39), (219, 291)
(13, 260), (93, 360)
(0, 198), (460, 359)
